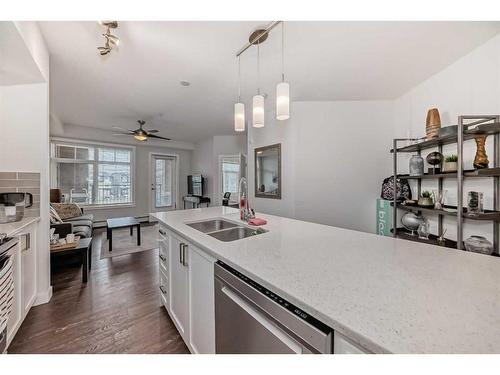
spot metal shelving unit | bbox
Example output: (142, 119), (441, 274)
(391, 115), (500, 255)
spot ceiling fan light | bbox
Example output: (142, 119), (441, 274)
(276, 81), (290, 121)
(234, 102), (245, 132)
(134, 134), (148, 141)
(252, 94), (265, 128)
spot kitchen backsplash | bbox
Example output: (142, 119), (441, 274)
(0, 172), (41, 218)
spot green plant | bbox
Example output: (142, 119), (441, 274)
(421, 190), (432, 198)
(445, 154), (458, 163)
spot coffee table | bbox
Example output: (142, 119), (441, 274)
(106, 217), (141, 252)
(50, 237), (92, 283)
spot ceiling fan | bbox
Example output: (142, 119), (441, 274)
(112, 120), (171, 142)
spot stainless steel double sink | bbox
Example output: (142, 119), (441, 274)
(186, 218), (267, 242)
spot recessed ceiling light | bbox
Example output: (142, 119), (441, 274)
(180, 81), (191, 87)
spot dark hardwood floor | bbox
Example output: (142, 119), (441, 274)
(8, 234), (189, 354)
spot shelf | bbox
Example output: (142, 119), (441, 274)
(392, 228), (458, 249)
(390, 122), (500, 153)
(397, 168), (500, 179)
(392, 202), (500, 221)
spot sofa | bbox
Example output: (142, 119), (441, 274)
(50, 203), (94, 238)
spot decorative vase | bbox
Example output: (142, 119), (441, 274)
(473, 135), (489, 169)
(409, 155), (424, 176)
(443, 161), (457, 172)
(464, 236), (493, 255)
(426, 108), (441, 140)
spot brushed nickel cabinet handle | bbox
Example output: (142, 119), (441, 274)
(182, 244), (188, 267)
(179, 243), (183, 264)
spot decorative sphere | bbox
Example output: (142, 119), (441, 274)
(426, 151), (443, 166)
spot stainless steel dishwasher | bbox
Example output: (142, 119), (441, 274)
(215, 261), (333, 354)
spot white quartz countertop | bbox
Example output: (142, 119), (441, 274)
(151, 207), (500, 353)
(0, 217), (40, 237)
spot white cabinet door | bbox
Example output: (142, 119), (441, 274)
(333, 332), (369, 354)
(20, 225), (37, 316)
(169, 233), (190, 340)
(188, 245), (216, 354)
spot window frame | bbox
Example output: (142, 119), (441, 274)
(218, 154), (241, 205)
(50, 138), (136, 209)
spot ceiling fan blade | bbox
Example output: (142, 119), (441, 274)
(147, 129), (159, 133)
(112, 133), (133, 136)
(148, 134), (171, 141)
(112, 126), (135, 133)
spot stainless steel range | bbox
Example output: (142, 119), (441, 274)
(0, 234), (18, 354)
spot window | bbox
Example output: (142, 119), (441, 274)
(220, 156), (240, 203)
(51, 141), (134, 206)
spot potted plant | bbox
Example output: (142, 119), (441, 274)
(443, 154), (458, 172)
(418, 190), (434, 207)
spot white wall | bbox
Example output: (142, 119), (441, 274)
(393, 32), (500, 243)
(191, 135), (246, 205)
(50, 123), (192, 222)
(248, 100), (394, 233)
(0, 21), (51, 305)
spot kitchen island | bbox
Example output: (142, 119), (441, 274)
(151, 206), (500, 354)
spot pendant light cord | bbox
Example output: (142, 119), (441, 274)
(257, 40), (261, 95)
(281, 22), (285, 82)
(237, 55), (241, 101)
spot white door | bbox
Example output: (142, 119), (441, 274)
(169, 234), (190, 340)
(218, 153), (246, 205)
(150, 154), (177, 212)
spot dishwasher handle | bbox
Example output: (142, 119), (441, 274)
(221, 285), (304, 354)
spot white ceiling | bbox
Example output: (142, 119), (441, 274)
(39, 21), (500, 143)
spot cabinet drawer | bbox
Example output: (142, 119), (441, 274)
(159, 272), (169, 302)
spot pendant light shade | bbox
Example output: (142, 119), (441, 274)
(252, 94), (265, 128)
(276, 81), (290, 120)
(234, 55), (245, 132)
(276, 21), (290, 121)
(234, 102), (245, 132)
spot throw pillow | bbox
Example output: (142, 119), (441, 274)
(51, 203), (82, 220)
(49, 205), (63, 224)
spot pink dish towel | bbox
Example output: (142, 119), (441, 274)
(248, 218), (267, 226)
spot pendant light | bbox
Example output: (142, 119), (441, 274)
(234, 56), (245, 132)
(252, 40), (265, 128)
(276, 22), (290, 121)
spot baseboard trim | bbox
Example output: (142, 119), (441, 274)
(34, 286), (53, 306)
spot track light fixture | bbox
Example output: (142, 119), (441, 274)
(98, 21), (119, 56)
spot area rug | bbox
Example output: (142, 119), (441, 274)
(100, 224), (159, 259)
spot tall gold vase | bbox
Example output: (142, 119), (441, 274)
(473, 135), (489, 169)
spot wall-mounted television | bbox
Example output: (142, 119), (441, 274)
(188, 174), (204, 197)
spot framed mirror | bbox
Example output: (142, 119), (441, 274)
(255, 143), (281, 199)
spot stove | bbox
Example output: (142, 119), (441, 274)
(0, 233), (17, 354)
(0, 235), (18, 257)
